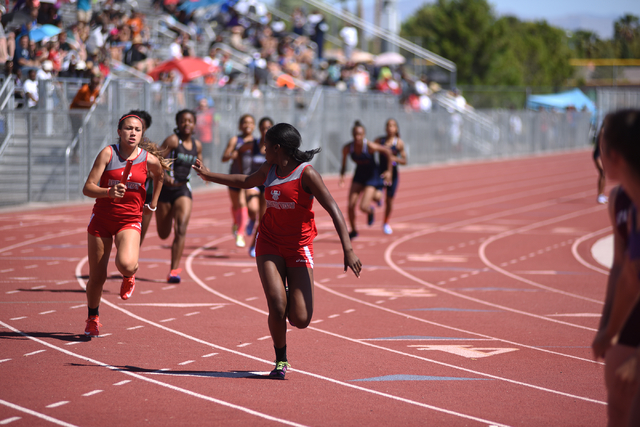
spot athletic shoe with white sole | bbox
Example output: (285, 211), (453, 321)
(597, 194), (608, 204)
(268, 360), (291, 380)
(120, 276), (136, 300)
(84, 315), (101, 337)
(383, 223), (393, 235)
(236, 234), (246, 248)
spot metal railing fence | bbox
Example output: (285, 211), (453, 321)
(0, 84), (598, 207)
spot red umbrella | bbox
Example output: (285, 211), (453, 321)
(147, 57), (217, 83)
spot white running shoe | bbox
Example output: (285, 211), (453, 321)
(236, 234), (246, 248)
(383, 223), (393, 235)
(597, 194), (608, 204)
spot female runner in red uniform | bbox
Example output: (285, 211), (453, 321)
(155, 109), (204, 283)
(82, 113), (170, 337)
(193, 123), (362, 379)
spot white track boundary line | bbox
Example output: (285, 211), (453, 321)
(71, 255), (511, 427)
(312, 282), (601, 364)
(477, 204), (606, 303)
(184, 238), (605, 405)
(385, 191), (602, 331)
(571, 228), (611, 275)
(0, 320), (308, 427)
(0, 398), (79, 427)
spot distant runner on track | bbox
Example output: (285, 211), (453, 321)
(193, 123), (362, 379)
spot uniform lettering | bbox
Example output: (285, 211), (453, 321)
(266, 200), (295, 210)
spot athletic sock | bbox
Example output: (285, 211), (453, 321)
(88, 306), (99, 317)
(274, 345), (287, 362)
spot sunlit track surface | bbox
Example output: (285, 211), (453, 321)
(0, 151), (610, 426)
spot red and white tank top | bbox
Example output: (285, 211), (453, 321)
(92, 144), (148, 222)
(258, 162), (317, 247)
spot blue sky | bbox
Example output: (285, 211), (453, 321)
(487, 0), (638, 19)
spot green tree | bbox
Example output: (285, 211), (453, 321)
(613, 14), (640, 58)
(400, 0), (574, 87)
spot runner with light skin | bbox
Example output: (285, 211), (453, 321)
(193, 123), (362, 379)
(82, 113), (169, 337)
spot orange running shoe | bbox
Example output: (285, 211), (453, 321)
(84, 315), (101, 337)
(167, 268), (182, 284)
(120, 276), (136, 300)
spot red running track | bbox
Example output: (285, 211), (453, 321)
(0, 150), (611, 426)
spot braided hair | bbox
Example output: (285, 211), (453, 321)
(266, 123), (321, 163)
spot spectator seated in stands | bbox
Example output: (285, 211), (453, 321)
(124, 34), (155, 73)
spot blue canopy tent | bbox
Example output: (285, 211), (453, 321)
(526, 88), (596, 114)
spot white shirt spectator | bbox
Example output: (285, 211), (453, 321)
(23, 75), (39, 108)
(339, 26), (357, 47)
(169, 38), (183, 59)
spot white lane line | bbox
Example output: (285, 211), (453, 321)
(162, 286), (176, 290)
(328, 314), (340, 319)
(159, 318), (175, 323)
(65, 342), (82, 346)
(0, 416), (21, 424)
(184, 312), (200, 317)
(113, 380), (131, 386)
(6, 291), (19, 294)
(344, 309), (355, 313)
(45, 401), (69, 408)
(39, 310), (56, 315)
(237, 343), (251, 348)
(0, 399), (77, 427)
(0, 359), (11, 363)
(385, 195), (603, 332)
(478, 205), (606, 304)
(571, 227), (610, 275)
(82, 390), (103, 397)
(1, 321), (309, 427)
(73, 249), (510, 426)
(257, 336), (271, 341)
(31, 285), (45, 289)
(245, 297), (258, 301)
(178, 360), (195, 366)
(185, 241), (604, 408)
(9, 316), (26, 320)
(24, 350), (46, 356)
(202, 353), (218, 358)
(70, 305), (84, 309)
(127, 326), (144, 330)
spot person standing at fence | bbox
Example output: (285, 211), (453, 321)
(69, 73), (101, 162)
(247, 116), (273, 257)
(82, 113), (168, 337)
(155, 109), (204, 284)
(192, 122), (362, 379)
(591, 109), (640, 426)
(222, 114), (257, 248)
(376, 118), (407, 235)
(340, 120), (390, 239)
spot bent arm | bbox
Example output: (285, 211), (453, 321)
(394, 139), (408, 165)
(303, 166), (362, 277)
(222, 136), (238, 162)
(146, 155), (164, 210)
(82, 147), (114, 199)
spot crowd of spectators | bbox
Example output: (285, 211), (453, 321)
(0, 0), (465, 113)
